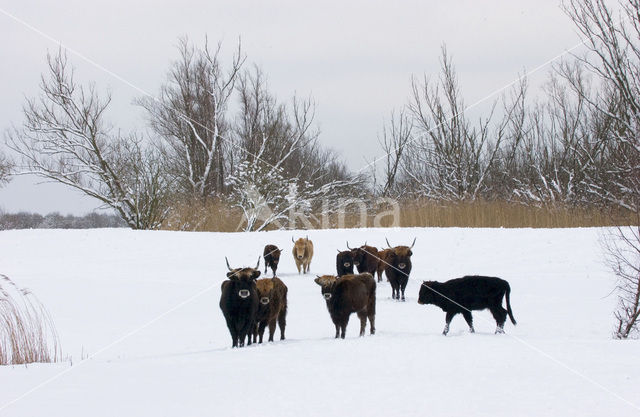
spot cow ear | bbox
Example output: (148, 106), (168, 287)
(314, 277), (322, 286)
(252, 270), (261, 280)
(408, 250), (413, 256)
(226, 272), (238, 280)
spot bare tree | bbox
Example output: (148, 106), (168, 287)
(229, 66), (360, 231)
(563, 0), (640, 212)
(0, 150), (12, 185)
(138, 37), (244, 199)
(394, 47), (513, 201)
(562, 0), (640, 337)
(502, 68), (607, 205)
(377, 110), (413, 197)
(7, 50), (171, 229)
(603, 224), (640, 338)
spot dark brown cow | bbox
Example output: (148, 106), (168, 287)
(336, 249), (355, 276)
(219, 257), (261, 348)
(314, 273), (376, 339)
(348, 242), (381, 281)
(254, 277), (288, 343)
(263, 244), (282, 277)
(384, 238), (416, 301)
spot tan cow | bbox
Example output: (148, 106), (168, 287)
(292, 236), (314, 274)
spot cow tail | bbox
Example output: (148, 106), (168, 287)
(505, 284), (516, 325)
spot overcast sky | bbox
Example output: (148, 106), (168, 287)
(0, 0), (585, 214)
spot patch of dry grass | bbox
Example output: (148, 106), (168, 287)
(0, 275), (61, 365)
(162, 199), (245, 232)
(161, 199), (635, 232)
(397, 200), (633, 228)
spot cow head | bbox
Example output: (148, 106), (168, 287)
(386, 238), (416, 271)
(255, 278), (275, 306)
(336, 249), (354, 271)
(226, 256), (261, 298)
(347, 241), (367, 267)
(314, 275), (339, 301)
(292, 236), (309, 260)
(418, 281), (437, 305)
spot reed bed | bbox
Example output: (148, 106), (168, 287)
(162, 199), (635, 232)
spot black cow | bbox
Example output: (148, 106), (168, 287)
(418, 275), (517, 335)
(219, 257), (261, 347)
(384, 238), (415, 301)
(263, 244), (282, 277)
(336, 249), (355, 276)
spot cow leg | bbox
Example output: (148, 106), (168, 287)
(272, 267), (277, 277)
(264, 262), (268, 274)
(357, 311), (367, 337)
(278, 309), (287, 340)
(462, 311), (475, 333)
(246, 321), (253, 346)
(258, 321), (267, 343)
(490, 306), (508, 334)
(341, 316), (349, 339)
(225, 317), (239, 348)
(400, 278), (408, 302)
(268, 319), (277, 342)
(334, 323), (340, 338)
(238, 318), (252, 347)
(368, 312), (376, 335)
(443, 311), (457, 336)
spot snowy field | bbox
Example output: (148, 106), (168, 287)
(0, 227), (639, 416)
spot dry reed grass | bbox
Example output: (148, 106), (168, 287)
(396, 200), (634, 228)
(162, 199), (636, 232)
(0, 275), (61, 365)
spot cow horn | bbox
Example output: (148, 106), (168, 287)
(385, 238), (392, 248)
(346, 241), (352, 250)
(364, 241), (367, 247)
(292, 236), (295, 243)
(256, 257), (260, 269)
(306, 235), (309, 241)
(410, 237), (416, 249)
(337, 249), (341, 253)
(225, 256), (233, 271)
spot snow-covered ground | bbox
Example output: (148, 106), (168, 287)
(0, 227), (639, 416)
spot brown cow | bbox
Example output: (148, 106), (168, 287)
(253, 277), (288, 343)
(348, 242), (381, 281)
(314, 273), (376, 339)
(292, 236), (314, 274)
(376, 248), (393, 282)
(263, 244), (282, 277)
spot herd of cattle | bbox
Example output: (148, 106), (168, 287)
(220, 236), (517, 348)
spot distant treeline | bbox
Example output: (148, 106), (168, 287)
(0, 211), (126, 230)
